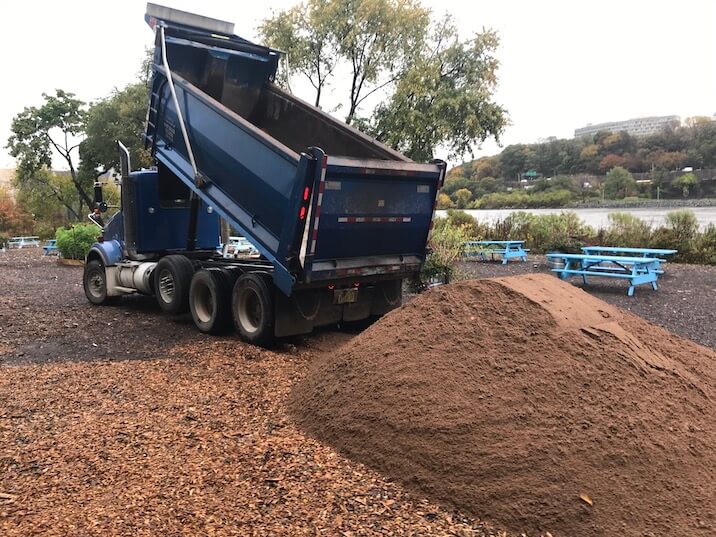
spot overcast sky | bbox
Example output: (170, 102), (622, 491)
(1, 0), (714, 169)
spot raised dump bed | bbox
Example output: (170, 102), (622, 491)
(145, 5), (445, 295)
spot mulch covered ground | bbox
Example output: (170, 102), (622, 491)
(0, 250), (501, 536)
(1, 249), (715, 536)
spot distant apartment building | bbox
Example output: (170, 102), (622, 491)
(574, 115), (681, 138)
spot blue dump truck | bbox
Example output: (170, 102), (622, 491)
(83, 3), (445, 344)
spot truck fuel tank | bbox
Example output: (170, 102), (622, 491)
(117, 262), (157, 294)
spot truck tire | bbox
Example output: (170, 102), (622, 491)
(154, 255), (195, 314)
(189, 268), (232, 334)
(232, 273), (274, 346)
(83, 260), (117, 306)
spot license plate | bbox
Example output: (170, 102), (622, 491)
(333, 287), (358, 304)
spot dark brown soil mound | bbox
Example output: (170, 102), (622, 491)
(289, 274), (716, 536)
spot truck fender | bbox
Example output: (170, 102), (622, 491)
(85, 240), (125, 297)
(85, 240), (123, 267)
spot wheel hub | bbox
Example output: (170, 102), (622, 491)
(158, 269), (175, 302)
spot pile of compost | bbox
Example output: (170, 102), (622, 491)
(290, 274), (715, 536)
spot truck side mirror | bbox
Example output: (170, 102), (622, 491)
(94, 182), (108, 213)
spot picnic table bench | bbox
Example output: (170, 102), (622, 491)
(464, 240), (528, 264)
(546, 253), (664, 296)
(43, 239), (59, 256)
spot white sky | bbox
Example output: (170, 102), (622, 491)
(1, 0), (714, 169)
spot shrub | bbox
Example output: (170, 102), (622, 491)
(411, 220), (470, 291)
(604, 212), (651, 247)
(694, 224), (716, 265)
(55, 224), (100, 260)
(650, 210), (699, 261)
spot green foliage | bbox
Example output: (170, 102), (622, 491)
(436, 192), (454, 209)
(478, 189), (574, 209)
(490, 211), (591, 253)
(671, 172), (699, 198)
(14, 168), (77, 225)
(453, 188), (472, 209)
(262, 1), (505, 161)
(6, 90), (93, 211)
(449, 119), (716, 188)
(603, 212), (652, 248)
(368, 16), (506, 161)
(259, 1), (338, 106)
(693, 224), (716, 264)
(55, 224), (99, 260)
(79, 83), (152, 180)
(412, 217), (470, 290)
(604, 167), (637, 199)
(650, 210), (700, 260)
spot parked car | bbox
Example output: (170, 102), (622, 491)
(223, 236), (259, 258)
(8, 236), (41, 249)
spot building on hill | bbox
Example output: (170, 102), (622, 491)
(574, 115), (680, 138)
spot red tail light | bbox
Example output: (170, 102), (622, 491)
(299, 206), (307, 219)
(303, 186), (310, 201)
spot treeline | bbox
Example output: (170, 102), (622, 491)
(441, 119), (716, 209)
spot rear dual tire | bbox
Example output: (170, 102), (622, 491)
(232, 273), (274, 346)
(189, 268), (233, 334)
(189, 270), (274, 343)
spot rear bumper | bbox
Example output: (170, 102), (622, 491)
(304, 254), (422, 284)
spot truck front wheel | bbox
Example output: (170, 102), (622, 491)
(189, 268), (232, 334)
(232, 273), (274, 346)
(154, 255), (194, 314)
(83, 260), (117, 305)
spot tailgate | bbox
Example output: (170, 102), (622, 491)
(300, 155), (445, 282)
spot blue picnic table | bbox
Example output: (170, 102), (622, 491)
(43, 239), (59, 256)
(546, 253), (663, 296)
(581, 246), (677, 273)
(464, 240), (528, 264)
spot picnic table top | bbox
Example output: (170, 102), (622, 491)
(546, 253), (664, 264)
(581, 246), (677, 255)
(9, 236), (40, 240)
(465, 240), (525, 246)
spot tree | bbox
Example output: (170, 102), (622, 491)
(79, 82), (152, 181)
(6, 90), (93, 212)
(329, 0), (429, 123)
(599, 153), (627, 173)
(436, 192), (454, 209)
(672, 172), (699, 198)
(368, 16), (506, 161)
(14, 168), (79, 223)
(453, 187), (472, 209)
(0, 187), (33, 237)
(604, 166), (637, 199)
(259, 2), (338, 107)
(262, 0), (429, 122)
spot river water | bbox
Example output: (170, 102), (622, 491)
(436, 206), (716, 229)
